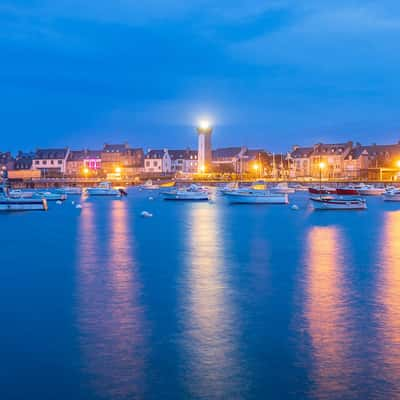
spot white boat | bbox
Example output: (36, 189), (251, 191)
(225, 189), (288, 204)
(311, 196), (367, 210)
(141, 180), (160, 190)
(292, 184), (308, 192)
(35, 191), (67, 202)
(0, 186), (47, 211)
(219, 182), (240, 195)
(86, 182), (122, 197)
(162, 184), (209, 201)
(356, 184), (385, 196)
(383, 189), (400, 202)
(270, 182), (295, 194)
(54, 187), (82, 195)
(8, 189), (35, 198)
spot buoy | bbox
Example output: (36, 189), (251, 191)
(76, 204), (82, 209)
(56, 200), (62, 205)
(148, 196), (154, 201)
(291, 204), (299, 210)
(71, 201), (75, 205)
(141, 211), (153, 218)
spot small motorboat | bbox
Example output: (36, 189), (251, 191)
(219, 182), (240, 195)
(141, 180), (160, 190)
(225, 189), (288, 204)
(0, 185), (47, 211)
(308, 186), (337, 195)
(292, 184), (308, 192)
(162, 184), (209, 201)
(311, 196), (367, 210)
(54, 187), (82, 195)
(336, 185), (359, 195)
(34, 191), (67, 202)
(86, 182), (121, 197)
(269, 182), (295, 194)
(8, 189), (35, 198)
(383, 189), (400, 202)
(356, 184), (385, 196)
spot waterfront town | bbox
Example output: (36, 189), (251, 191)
(2, 124), (400, 183)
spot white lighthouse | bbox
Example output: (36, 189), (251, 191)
(197, 120), (213, 173)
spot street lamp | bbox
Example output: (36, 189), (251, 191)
(319, 162), (326, 192)
(115, 166), (121, 174)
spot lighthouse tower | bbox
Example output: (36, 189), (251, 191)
(197, 121), (213, 173)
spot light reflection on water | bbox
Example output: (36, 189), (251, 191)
(180, 204), (242, 399)
(303, 226), (356, 399)
(375, 210), (400, 396)
(77, 200), (147, 399)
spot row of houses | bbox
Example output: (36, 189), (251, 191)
(0, 144), (266, 178)
(289, 142), (400, 180)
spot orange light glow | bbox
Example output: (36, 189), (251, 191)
(319, 162), (326, 170)
(115, 166), (122, 174)
(83, 167), (89, 175)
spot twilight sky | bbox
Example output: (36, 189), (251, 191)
(1, 0), (400, 152)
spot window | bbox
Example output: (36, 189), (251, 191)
(58, 160), (62, 165)
(42, 160), (47, 165)
(50, 160), (54, 165)
(145, 160), (150, 167)
(35, 160), (39, 165)
(153, 161), (158, 167)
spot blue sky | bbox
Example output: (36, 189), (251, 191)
(1, 0), (400, 152)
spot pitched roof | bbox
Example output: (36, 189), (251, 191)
(103, 143), (129, 152)
(68, 150), (102, 161)
(291, 147), (313, 158)
(34, 148), (69, 159)
(312, 142), (353, 156)
(212, 147), (242, 159)
(145, 150), (165, 159)
(168, 149), (198, 160)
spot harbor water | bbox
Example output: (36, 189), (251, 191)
(1, 189), (400, 399)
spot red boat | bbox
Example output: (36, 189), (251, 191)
(309, 186), (337, 195)
(336, 186), (359, 195)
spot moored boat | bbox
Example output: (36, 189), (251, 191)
(225, 189), (288, 204)
(54, 187), (82, 195)
(336, 185), (359, 195)
(162, 184), (209, 201)
(383, 189), (400, 202)
(0, 186), (47, 211)
(311, 196), (366, 210)
(141, 180), (160, 190)
(308, 186), (337, 195)
(270, 182), (295, 194)
(356, 184), (385, 196)
(34, 191), (67, 202)
(8, 189), (35, 198)
(86, 182), (122, 197)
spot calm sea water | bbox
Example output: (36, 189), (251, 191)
(1, 189), (400, 399)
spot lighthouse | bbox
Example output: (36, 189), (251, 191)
(197, 120), (213, 173)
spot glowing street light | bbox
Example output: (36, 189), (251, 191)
(115, 166), (122, 174)
(199, 165), (206, 173)
(318, 161), (326, 192)
(83, 167), (89, 175)
(319, 162), (326, 170)
(396, 160), (400, 168)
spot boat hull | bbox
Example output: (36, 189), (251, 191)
(311, 197), (366, 210)
(358, 188), (385, 196)
(383, 194), (400, 202)
(225, 192), (288, 204)
(86, 189), (120, 196)
(0, 199), (48, 211)
(336, 188), (359, 195)
(162, 192), (209, 201)
(309, 187), (337, 195)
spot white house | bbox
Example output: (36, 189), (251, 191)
(32, 148), (70, 177)
(144, 149), (171, 173)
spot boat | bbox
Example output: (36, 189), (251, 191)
(54, 187), (82, 195)
(311, 196), (367, 210)
(270, 182), (295, 194)
(383, 188), (400, 202)
(308, 186), (337, 195)
(292, 184), (308, 192)
(86, 182), (122, 197)
(8, 189), (35, 198)
(219, 182), (240, 195)
(162, 184), (209, 201)
(356, 184), (385, 196)
(141, 180), (160, 190)
(34, 191), (67, 202)
(0, 185), (47, 211)
(336, 185), (359, 195)
(225, 189), (288, 204)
